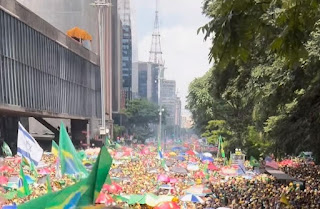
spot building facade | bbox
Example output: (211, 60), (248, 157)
(132, 61), (159, 104)
(0, 0), (102, 146)
(16, 0), (99, 54)
(16, 0), (120, 137)
(118, 0), (132, 104)
(111, 0), (123, 114)
(161, 80), (176, 126)
(175, 97), (182, 127)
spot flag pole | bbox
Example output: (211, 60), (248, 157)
(216, 136), (220, 158)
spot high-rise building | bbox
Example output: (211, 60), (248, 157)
(112, 0), (123, 114)
(118, 0), (132, 103)
(175, 97), (182, 128)
(132, 61), (159, 104)
(132, 62), (139, 99)
(161, 80), (176, 126)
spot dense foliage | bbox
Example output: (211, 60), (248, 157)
(124, 99), (162, 143)
(188, 0), (320, 160)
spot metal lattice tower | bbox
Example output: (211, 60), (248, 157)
(149, 0), (163, 65)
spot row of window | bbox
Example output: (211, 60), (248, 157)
(0, 9), (101, 118)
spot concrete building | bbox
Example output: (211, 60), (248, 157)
(161, 80), (176, 126)
(159, 80), (182, 138)
(16, 0), (120, 138)
(132, 61), (159, 104)
(118, 0), (132, 103)
(16, 0), (99, 54)
(132, 62), (139, 99)
(175, 97), (182, 127)
(0, 0), (102, 149)
(112, 0), (123, 114)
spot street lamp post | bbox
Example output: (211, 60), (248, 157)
(91, 0), (112, 137)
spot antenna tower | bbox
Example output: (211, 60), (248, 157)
(149, 0), (163, 65)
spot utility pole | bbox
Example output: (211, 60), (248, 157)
(91, 0), (112, 139)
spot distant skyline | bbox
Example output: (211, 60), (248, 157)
(131, 0), (211, 115)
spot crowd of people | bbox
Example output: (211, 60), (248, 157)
(0, 139), (320, 209)
(106, 143), (320, 209)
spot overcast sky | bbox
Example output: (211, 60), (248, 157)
(131, 0), (211, 115)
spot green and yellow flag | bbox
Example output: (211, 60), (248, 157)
(218, 135), (225, 158)
(18, 146), (113, 209)
(280, 193), (290, 205)
(46, 175), (52, 193)
(17, 163), (31, 198)
(2, 141), (12, 157)
(203, 163), (209, 180)
(59, 122), (88, 176)
(51, 140), (59, 157)
(21, 156), (30, 167)
(105, 135), (110, 147)
(250, 156), (260, 167)
(30, 161), (38, 178)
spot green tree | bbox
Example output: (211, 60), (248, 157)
(191, 0), (320, 159)
(113, 125), (126, 140)
(124, 99), (162, 143)
(201, 120), (232, 144)
(186, 69), (215, 133)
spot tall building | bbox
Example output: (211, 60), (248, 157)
(112, 0), (123, 114)
(16, 0), (121, 137)
(16, 0), (99, 54)
(175, 97), (182, 128)
(132, 62), (139, 99)
(132, 61), (159, 104)
(118, 0), (132, 103)
(161, 80), (176, 126)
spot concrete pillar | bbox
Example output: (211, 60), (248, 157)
(0, 116), (22, 154)
(71, 119), (88, 147)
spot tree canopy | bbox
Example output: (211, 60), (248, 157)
(188, 0), (320, 161)
(124, 99), (162, 143)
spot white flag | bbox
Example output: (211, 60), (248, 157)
(17, 122), (43, 166)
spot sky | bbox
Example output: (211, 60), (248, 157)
(131, 0), (211, 115)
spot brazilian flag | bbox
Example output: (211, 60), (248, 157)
(18, 147), (113, 209)
(250, 156), (260, 167)
(17, 163), (31, 198)
(51, 140), (59, 157)
(59, 123), (88, 176)
(218, 135), (225, 158)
